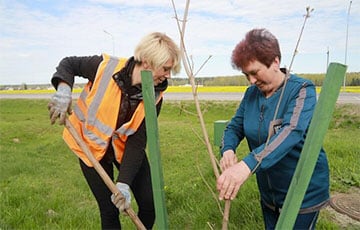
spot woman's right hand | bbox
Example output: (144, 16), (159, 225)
(48, 82), (72, 125)
(220, 150), (238, 172)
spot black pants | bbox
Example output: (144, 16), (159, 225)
(80, 151), (155, 229)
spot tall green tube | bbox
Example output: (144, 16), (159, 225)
(275, 62), (347, 229)
(141, 70), (168, 229)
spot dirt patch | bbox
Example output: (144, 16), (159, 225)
(325, 187), (360, 228)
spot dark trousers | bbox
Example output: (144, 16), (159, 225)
(261, 201), (319, 230)
(79, 151), (155, 229)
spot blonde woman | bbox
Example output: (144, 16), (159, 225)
(48, 32), (181, 229)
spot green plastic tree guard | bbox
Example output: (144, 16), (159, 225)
(214, 120), (229, 147)
(141, 70), (168, 229)
(275, 62), (347, 229)
(214, 120), (229, 156)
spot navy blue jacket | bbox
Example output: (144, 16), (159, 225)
(222, 73), (329, 211)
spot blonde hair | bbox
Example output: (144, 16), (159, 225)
(134, 32), (181, 74)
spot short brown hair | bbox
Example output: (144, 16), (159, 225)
(231, 28), (281, 70)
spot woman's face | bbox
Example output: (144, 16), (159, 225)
(242, 58), (280, 95)
(151, 59), (174, 86)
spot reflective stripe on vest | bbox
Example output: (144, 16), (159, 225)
(62, 53), (163, 167)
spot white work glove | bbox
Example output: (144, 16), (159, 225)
(111, 182), (131, 212)
(48, 82), (72, 125)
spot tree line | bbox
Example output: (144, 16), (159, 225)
(168, 72), (360, 86)
(1, 72), (359, 90)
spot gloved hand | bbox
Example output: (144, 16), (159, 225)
(48, 82), (72, 125)
(111, 182), (131, 212)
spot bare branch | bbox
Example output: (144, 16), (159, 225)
(171, 1), (230, 228)
(195, 158), (223, 215)
(288, 6), (314, 72)
(194, 55), (213, 77)
(171, 0), (192, 76)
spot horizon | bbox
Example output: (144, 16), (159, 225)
(0, 0), (359, 85)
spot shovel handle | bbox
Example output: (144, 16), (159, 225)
(65, 119), (146, 230)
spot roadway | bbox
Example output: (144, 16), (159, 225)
(1, 92), (359, 104)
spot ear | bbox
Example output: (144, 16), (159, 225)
(272, 57), (280, 70)
(142, 60), (150, 69)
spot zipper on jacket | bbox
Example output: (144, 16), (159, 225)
(259, 104), (276, 207)
(258, 104), (265, 145)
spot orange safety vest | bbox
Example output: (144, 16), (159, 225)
(63, 53), (163, 167)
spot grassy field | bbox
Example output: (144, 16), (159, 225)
(0, 99), (359, 229)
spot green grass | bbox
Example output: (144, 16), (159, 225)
(0, 99), (359, 229)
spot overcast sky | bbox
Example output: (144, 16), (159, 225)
(0, 0), (359, 85)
